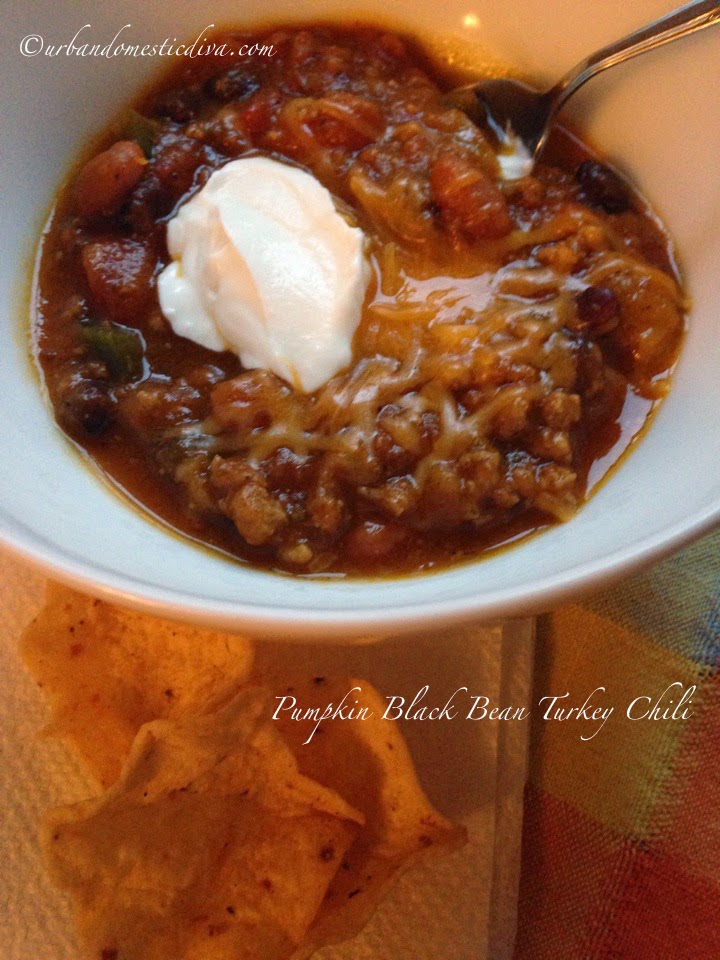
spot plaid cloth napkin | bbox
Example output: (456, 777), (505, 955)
(514, 528), (720, 960)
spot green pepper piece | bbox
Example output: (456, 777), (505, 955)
(81, 321), (146, 383)
(121, 108), (160, 158)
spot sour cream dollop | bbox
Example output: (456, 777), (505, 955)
(496, 129), (533, 181)
(157, 156), (370, 393)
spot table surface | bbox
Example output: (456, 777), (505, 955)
(3, 526), (717, 960)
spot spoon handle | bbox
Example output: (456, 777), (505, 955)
(551, 0), (720, 110)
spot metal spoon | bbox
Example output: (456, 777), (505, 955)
(449, 0), (720, 176)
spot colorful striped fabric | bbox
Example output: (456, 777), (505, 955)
(514, 528), (720, 960)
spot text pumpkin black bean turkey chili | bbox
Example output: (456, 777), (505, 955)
(32, 25), (685, 576)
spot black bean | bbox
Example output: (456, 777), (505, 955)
(61, 381), (116, 438)
(575, 285), (620, 336)
(152, 89), (203, 124)
(207, 68), (260, 103)
(576, 160), (631, 214)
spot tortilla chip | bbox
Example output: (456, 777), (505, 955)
(21, 584), (254, 788)
(26, 585), (464, 958)
(271, 678), (467, 950)
(44, 687), (364, 960)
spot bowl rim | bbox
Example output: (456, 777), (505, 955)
(1, 501), (718, 640)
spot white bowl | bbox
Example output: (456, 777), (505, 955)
(2, 0), (719, 639)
